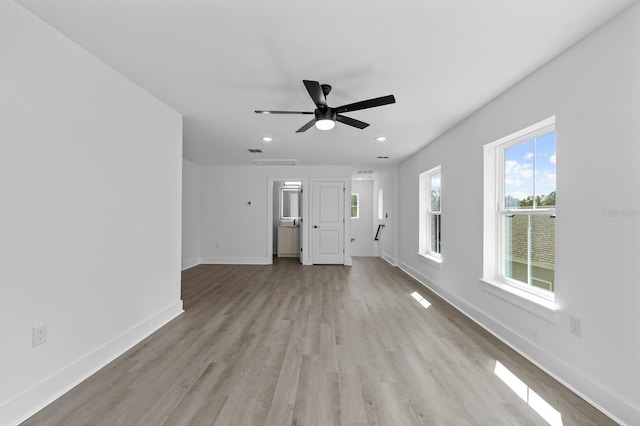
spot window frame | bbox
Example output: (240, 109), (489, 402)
(418, 165), (442, 264)
(482, 117), (557, 308)
(350, 193), (360, 219)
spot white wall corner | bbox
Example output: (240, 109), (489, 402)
(0, 302), (183, 426)
(381, 252), (397, 266)
(181, 258), (201, 271)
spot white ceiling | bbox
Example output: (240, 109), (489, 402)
(16, 0), (637, 176)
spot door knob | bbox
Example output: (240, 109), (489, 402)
(313, 225), (319, 228)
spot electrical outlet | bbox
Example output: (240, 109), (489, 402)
(569, 316), (581, 337)
(33, 324), (47, 347)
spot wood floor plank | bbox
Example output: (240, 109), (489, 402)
(21, 258), (616, 426)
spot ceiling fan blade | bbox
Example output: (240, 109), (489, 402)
(336, 114), (369, 129)
(303, 80), (327, 108)
(255, 110), (313, 114)
(295, 118), (316, 133)
(334, 95), (396, 114)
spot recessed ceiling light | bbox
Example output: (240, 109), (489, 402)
(261, 136), (273, 142)
(375, 136), (387, 142)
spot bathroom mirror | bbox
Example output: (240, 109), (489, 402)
(281, 186), (301, 220)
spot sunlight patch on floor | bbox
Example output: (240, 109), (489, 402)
(494, 361), (563, 426)
(410, 291), (431, 309)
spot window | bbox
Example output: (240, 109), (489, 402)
(485, 117), (556, 299)
(377, 189), (384, 220)
(350, 193), (359, 218)
(419, 166), (442, 261)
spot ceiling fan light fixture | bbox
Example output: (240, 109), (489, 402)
(315, 119), (335, 130)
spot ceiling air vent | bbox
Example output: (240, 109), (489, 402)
(377, 156), (389, 159)
(248, 148), (263, 153)
(356, 170), (374, 174)
(252, 159), (299, 166)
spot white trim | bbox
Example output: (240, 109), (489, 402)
(181, 258), (201, 270)
(201, 256), (271, 265)
(488, 116), (556, 149)
(381, 252), (397, 266)
(484, 116), (557, 305)
(478, 278), (559, 323)
(0, 302), (184, 426)
(267, 177), (310, 265)
(417, 252), (443, 269)
(418, 165), (442, 259)
(396, 261), (633, 425)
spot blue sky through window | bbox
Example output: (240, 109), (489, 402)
(504, 131), (556, 206)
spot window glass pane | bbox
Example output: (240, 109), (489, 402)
(504, 139), (534, 209)
(430, 214), (441, 254)
(535, 131), (556, 208)
(350, 194), (358, 218)
(531, 215), (555, 292)
(500, 214), (528, 285)
(430, 173), (441, 212)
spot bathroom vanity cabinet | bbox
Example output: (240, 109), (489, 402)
(277, 226), (300, 257)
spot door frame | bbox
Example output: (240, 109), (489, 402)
(309, 178), (352, 266)
(267, 177), (310, 265)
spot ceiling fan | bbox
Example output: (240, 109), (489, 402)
(255, 80), (396, 133)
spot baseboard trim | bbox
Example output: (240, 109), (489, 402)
(397, 261), (638, 426)
(0, 301), (184, 426)
(200, 256), (270, 265)
(181, 258), (201, 270)
(381, 252), (397, 266)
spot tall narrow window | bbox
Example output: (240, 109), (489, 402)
(429, 171), (442, 255)
(419, 166), (442, 261)
(499, 129), (556, 294)
(483, 117), (557, 299)
(377, 189), (384, 220)
(350, 193), (359, 218)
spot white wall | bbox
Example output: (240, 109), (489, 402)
(394, 4), (640, 424)
(350, 180), (376, 256)
(373, 167), (398, 264)
(200, 165), (352, 265)
(0, 2), (183, 424)
(182, 158), (201, 269)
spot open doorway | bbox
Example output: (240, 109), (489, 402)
(268, 179), (305, 264)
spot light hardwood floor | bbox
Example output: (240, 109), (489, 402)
(23, 257), (614, 425)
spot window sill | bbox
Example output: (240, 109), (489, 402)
(478, 279), (559, 324)
(417, 253), (443, 269)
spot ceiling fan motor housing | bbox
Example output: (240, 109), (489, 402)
(315, 109), (335, 121)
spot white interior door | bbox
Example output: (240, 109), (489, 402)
(311, 180), (345, 264)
